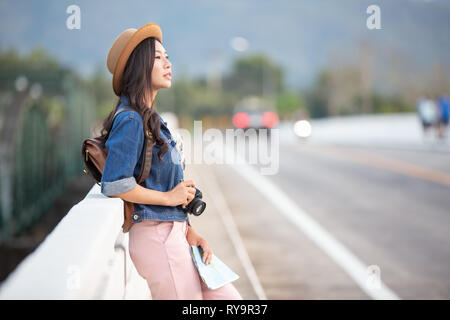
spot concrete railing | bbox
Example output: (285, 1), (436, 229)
(0, 183), (151, 299)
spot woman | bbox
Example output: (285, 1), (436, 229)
(99, 23), (242, 300)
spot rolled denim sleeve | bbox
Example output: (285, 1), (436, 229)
(101, 112), (144, 197)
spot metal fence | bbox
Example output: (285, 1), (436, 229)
(0, 71), (94, 243)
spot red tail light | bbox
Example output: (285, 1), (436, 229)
(232, 112), (250, 128)
(262, 111), (279, 128)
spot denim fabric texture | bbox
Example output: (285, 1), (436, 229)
(101, 94), (189, 224)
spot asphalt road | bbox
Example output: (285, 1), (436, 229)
(198, 140), (450, 299)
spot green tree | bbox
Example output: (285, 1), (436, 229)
(222, 54), (284, 98)
(303, 70), (332, 119)
(276, 91), (305, 119)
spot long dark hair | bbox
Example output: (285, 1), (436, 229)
(98, 37), (169, 161)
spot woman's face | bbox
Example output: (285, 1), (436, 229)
(151, 40), (172, 90)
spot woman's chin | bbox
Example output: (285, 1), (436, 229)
(155, 83), (171, 90)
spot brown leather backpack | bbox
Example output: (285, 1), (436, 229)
(81, 107), (155, 233)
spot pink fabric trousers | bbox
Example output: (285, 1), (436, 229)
(129, 219), (243, 300)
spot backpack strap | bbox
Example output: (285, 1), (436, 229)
(112, 107), (154, 184)
(137, 133), (156, 184)
(113, 107), (135, 119)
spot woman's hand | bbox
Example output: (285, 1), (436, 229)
(186, 226), (212, 265)
(166, 180), (196, 208)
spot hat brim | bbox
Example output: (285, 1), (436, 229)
(113, 23), (163, 96)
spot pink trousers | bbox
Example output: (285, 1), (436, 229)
(128, 219), (243, 300)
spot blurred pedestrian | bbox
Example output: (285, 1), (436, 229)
(416, 94), (439, 141)
(437, 94), (449, 140)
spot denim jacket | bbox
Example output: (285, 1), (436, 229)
(100, 94), (189, 224)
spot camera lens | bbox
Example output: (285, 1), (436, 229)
(191, 200), (206, 216)
(183, 187), (206, 216)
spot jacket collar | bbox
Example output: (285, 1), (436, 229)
(120, 94), (168, 127)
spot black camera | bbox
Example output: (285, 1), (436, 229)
(183, 187), (206, 216)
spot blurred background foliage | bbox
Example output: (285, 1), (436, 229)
(0, 47), (94, 242)
(1, 33), (449, 241)
(85, 43), (443, 129)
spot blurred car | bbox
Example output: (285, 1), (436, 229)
(232, 96), (279, 132)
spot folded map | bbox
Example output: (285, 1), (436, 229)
(190, 245), (240, 290)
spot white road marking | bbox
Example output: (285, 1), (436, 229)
(217, 141), (400, 300)
(201, 165), (268, 300)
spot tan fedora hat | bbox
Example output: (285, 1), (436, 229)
(107, 22), (163, 96)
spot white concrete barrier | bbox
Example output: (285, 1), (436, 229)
(0, 183), (151, 299)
